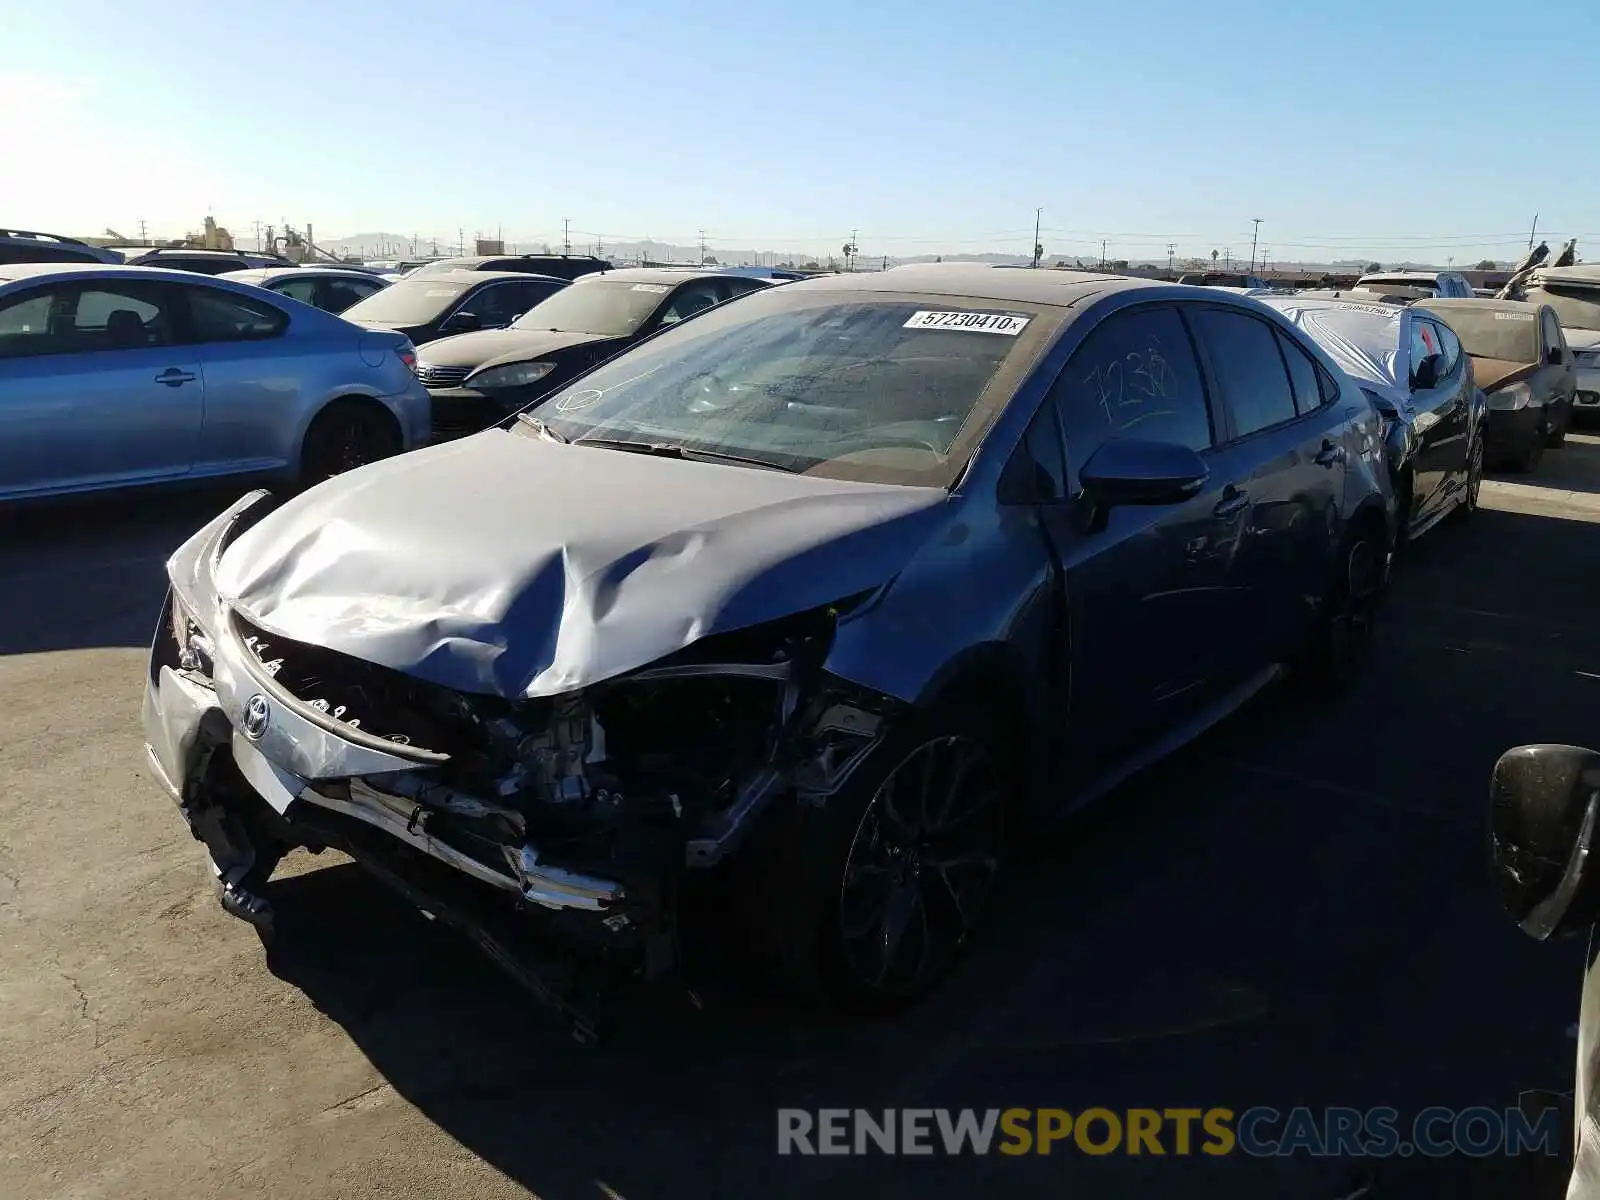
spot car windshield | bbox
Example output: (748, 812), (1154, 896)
(1525, 285), (1600, 333)
(1432, 308), (1538, 362)
(523, 290), (1053, 486)
(340, 279), (471, 324)
(512, 279), (675, 336)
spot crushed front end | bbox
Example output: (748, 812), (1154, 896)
(142, 492), (893, 1040)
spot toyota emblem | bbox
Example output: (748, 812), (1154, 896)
(242, 694), (271, 741)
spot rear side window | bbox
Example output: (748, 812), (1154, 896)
(1408, 319), (1439, 386)
(184, 287), (288, 342)
(1049, 305), (1214, 474)
(1189, 308), (1297, 437)
(1275, 330), (1324, 416)
(274, 277), (320, 305)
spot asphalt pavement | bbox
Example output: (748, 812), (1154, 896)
(5, 439), (1600, 1199)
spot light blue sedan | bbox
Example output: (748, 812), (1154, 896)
(0, 263), (430, 500)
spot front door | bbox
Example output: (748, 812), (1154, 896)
(1409, 314), (1471, 521)
(0, 278), (202, 495)
(1028, 302), (1249, 774)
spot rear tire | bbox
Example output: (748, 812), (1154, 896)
(1298, 523), (1384, 691)
(740, 702), (1011, 1013)
(1514, 435), (1546, 473)
(298, 400), (402, 489)
(1453, 437), (1483, 523)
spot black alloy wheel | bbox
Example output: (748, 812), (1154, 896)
(299, 402), (400, 488)
(835, 733), (1005, 1005)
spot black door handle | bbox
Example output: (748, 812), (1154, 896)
(1213, 488), (1249, 519)
(1314, 439), (1345, 467)
(155, 368), (196, 387)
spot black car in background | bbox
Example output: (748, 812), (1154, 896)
(408, 254), (612, 281)
(415, 267), (772, 437)
(118, 248), (295, 274)
(0, 229), (125, 265)
(339, 269), (568, 346)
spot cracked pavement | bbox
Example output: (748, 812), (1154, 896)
(5, 439), (1600, 1198)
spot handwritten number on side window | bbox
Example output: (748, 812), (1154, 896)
(1084, 339), (1179, 429)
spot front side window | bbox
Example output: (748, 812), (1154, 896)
(1050, 305), (1214, 472)
(1189, 307), (1296, 437)
(185, 287), (287, 342)
(528, 291), (1053, 485)
(1408, 318), (1440, 386)
(0, 281), (174, 357)
(460, 283), (528, 327)
(657, 280), (724, 327)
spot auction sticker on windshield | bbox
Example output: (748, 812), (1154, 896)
(903, 310), (1031, 335)
(631, 283), (670, 293)
(1494, 312), (1536, 321)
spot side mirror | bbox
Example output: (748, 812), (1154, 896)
(1489, 744), (1600, 940)
(1078, 438), (1209, 507)
(442, 311), (481, 333)
(1411, 353), (1443, 391)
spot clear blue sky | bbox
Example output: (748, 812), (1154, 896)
(7, 0), (1595, 264)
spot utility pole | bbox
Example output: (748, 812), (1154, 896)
(1528, 212), (1539, 250)
(1250, 218), (1263, 274)
(698, 228), (707, 264)
(1225, 248), (1232, 269)
(1100, 238), (1107, 267)
(457, 227), (464, 256)
(562, 218), (571, 256)
(1032, 207), (1043, 269)
(1167, 243), (1175, 273)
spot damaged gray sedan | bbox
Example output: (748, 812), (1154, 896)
(143, 266), (1392, 1038)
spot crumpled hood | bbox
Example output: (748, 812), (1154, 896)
(418, 328), (614, 371)
(214, 430), (949, 699)
(1472, 357), (1540, 393)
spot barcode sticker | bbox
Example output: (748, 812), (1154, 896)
(903, 310), (1031, 335)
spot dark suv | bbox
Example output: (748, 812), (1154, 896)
(0, 229), (124, 266)
(408, 254), (612, 282)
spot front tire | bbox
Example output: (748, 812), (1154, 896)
(745, 704), (1010, 1012)
(298, 400), (402, 489)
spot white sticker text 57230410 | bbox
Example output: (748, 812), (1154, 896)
(903, 310), (1031, 335)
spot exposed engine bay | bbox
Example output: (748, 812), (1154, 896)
(174, 594), (896, 1040)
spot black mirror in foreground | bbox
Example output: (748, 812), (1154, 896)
(1489, 744), (1600, 940)
(1078, 438), (1210, 507)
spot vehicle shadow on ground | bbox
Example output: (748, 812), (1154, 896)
(1487, 430), (1600, 495)
(0, 484), (249, 656)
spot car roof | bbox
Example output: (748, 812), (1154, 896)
(1420, 297), (1544, 316)
(387, 268), (560, 285)
(772, 264), (1144, 306)
(571, 266), (737, 286)
(425, 254), (608, 267)
(1530, 264), (1600, 288)
(222, 266), (386, 283)
(0, 262), (335, 292)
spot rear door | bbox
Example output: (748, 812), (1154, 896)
(0, 278), (202, 494)
(1187, 304), (1346, 661)
(1025, 301), (1251, 771)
